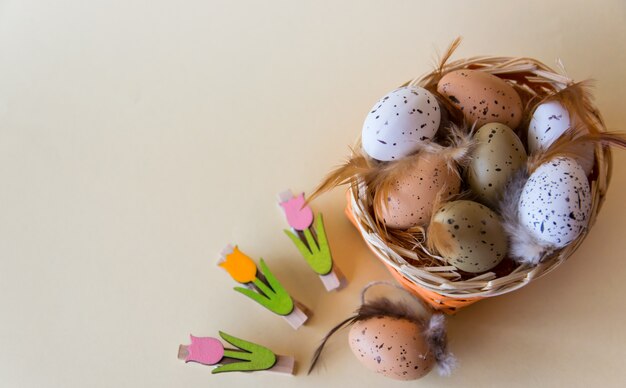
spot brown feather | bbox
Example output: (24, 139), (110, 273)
(372, 184), (391, 226)
(436, 37), (462, 76)
(527, 125), (626, 173)
(438, 122), (475, 170)
(308, 314), (357, 374)
(423, 187), (475, 257)
(552, 80), (602, 135)
(370, 152), (424, 191)
(426, 219), (455, 258)
(419, 37), (463, 92)
(307, 149), (373, 204)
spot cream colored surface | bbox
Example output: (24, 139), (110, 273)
(1, 1), (625, 387)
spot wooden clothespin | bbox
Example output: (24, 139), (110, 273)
(218, 244), (310, 330)
(279, 190), (346, 291)
(178, 332), (295, 375)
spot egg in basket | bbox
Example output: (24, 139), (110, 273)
(310, 38), (625, 313)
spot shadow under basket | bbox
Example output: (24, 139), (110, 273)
(343, 55), (613, 315)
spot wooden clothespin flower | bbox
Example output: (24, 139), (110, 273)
(178, 332), (294, 375)
(218, 245), (310, 329)
(279, 190), (346, 291)
(280, 193), (314, 231)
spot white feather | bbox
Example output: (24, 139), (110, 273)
(425, 314), (456, 376)
(499, 169), (554, 265)
(436, 352), (457, 377)
(425, 313), (446, 335)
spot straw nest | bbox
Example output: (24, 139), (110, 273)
(328, 39), (614, 313)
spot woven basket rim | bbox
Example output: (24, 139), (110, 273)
(348, 55), (612, 299)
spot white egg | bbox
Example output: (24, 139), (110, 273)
(528, 100), (595, 174)
(528, 100), (571, 153)
(361, 86), (440, 161)
(518, 157), (591, 248)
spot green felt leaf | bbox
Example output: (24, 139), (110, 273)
(211, 331), (277, 373)
(284, 213), (333, 275)
(233, 286), (271, 308)
(257, 259), (294, 316)
(232, 260), (294, 316)
(303, 228), (319, 253)
(285, 228), (310, 254)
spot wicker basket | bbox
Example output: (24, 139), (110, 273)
(343, 50), (612, 314)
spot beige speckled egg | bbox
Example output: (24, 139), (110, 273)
(467, 123), (527, 207)
(437, 69), (523, 128)
(376, 153), (461, 229)
(348, 316), (434, 381)
(430, 200), (507, 273)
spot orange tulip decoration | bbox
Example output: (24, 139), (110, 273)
(219, 246), (257, 283)
(279, 190), (346, 291)
(218, 245), (310, 329)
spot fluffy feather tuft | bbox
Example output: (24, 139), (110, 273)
(498, 169), (552, 265)
(436, 351), (457, 377)
(418, 123), (475, 172)
(424, 314), (456, 376)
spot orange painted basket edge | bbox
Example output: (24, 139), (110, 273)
(344, 192), (482, 315)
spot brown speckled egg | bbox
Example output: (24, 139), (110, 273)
(437, 69), (523, 128)
(376, 152), (461, 229)
(348, 316), (434, 381)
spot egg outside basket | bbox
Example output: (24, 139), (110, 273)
(343, 54), (612, 315)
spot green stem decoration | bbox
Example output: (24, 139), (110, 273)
(233, 259), (294, 316)
(212, 332), (277, 374)
(284, 213), (333, 275)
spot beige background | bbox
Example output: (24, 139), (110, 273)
(1, 1), (625, 387)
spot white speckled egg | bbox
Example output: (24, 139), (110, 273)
(519, 157), (591, 248)
(467, 123), (527, 207)
(528, 100), (595, 174)
(362, 86), (441, 161)
(430, 200), (507, 273)
(376, 152), (461, 229)
(349, 316), (434, 381)
(528, 100), (571, 153)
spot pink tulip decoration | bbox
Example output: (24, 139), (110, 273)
(279, 189), (346, 291)
(279, 193), (313, 231)
(184, 335), (225, 365)
(179, 332), (292, 374)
